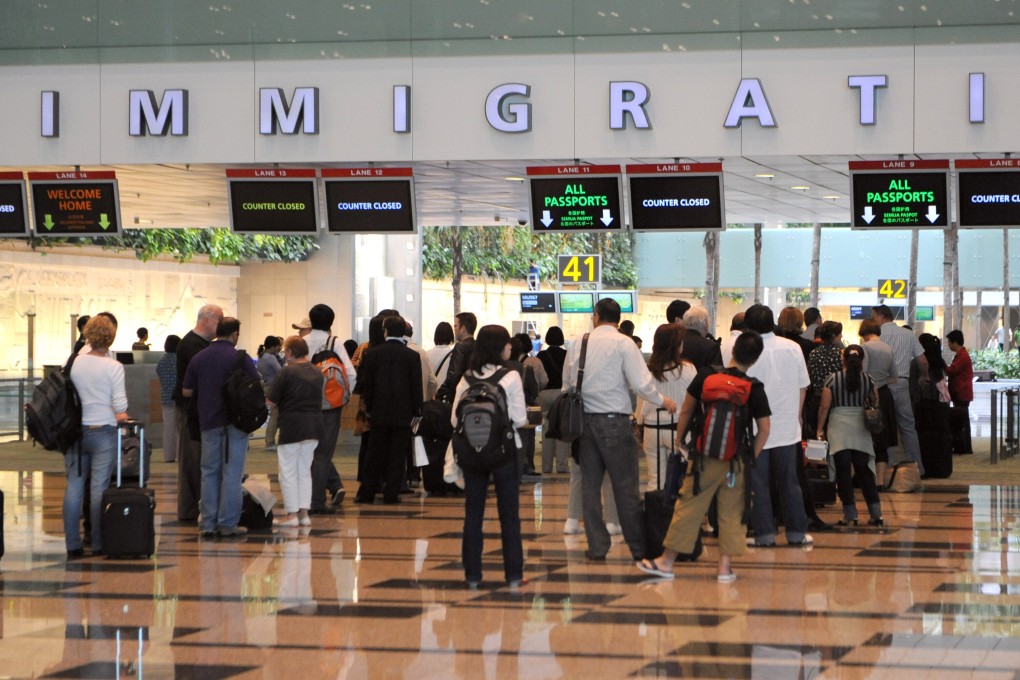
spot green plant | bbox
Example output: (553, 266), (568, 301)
(422, 226), (637, 288)
(32, 228), (319, 264)
(972, 349), (1020, 379)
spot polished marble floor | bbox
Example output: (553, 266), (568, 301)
(2, 440), (1020, 679)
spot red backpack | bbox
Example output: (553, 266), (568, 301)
(690, 371), (754, 461)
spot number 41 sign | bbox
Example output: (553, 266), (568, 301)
(878, 278), (908, 299)
(558, 254), (602, 284)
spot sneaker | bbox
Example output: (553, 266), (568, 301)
(330, 487), (346, 507)
(717, 571), (737, 583)
(218, 526), (248, 538)
(563, 518), (582, 535)
(788, 534), (814, 547)
(507, 578), (528, 589)
(606, 522), (623, 536)
(200, 530), (216, 539)
(299, 516), (312, 527)
(274, 517), (299, 528)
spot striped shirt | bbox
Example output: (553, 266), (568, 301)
(563, 324), (666, 415)
(823, 369), (875, 408)
(879, 322), (923, 377)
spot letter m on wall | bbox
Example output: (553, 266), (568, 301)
(260, 87), (319, 135)
(129, 90), (189, 136)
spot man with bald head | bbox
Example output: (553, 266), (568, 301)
(174, 304), (224, 521)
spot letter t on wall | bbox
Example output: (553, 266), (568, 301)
(848, 75), (888, 125)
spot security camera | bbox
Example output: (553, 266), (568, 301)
(518, 218), (528, 226)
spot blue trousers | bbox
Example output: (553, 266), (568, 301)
(462, 459), (524, 584)
(200, 424), (249, 532)
(749, 443), (809, 544)
(62, 426), (117, 551)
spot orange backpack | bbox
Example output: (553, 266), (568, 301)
(312, 337), (352, 410)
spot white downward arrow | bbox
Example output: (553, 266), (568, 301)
(601, 209), (614, 226)
(540, 210), (554, 228)
(861, 206), (875, 224)
(926, 205), (940, 223)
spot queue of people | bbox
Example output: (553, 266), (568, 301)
(57, 297), (977, 593)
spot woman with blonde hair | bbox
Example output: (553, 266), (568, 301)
(64, 315), (129, 557)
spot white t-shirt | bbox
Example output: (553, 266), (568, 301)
(746, 332), (810, 448)
(70, 353), (128, 426)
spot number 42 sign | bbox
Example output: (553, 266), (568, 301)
(558, 254), (602, 284)
(878, 278), (908, 299)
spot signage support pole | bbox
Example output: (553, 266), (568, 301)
(1005, 229), (1012, 351)
(908, 230), (918, 327)
(26, 311), (35, 378)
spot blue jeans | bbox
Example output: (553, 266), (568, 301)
(200, 425), (249, 532)
(750, 443), (809, 544)
(462, 459), (523, 584)
(63, 425), (117, 551)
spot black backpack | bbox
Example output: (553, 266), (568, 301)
(224, 350), (268, 434)
(452, 368), (517, 473)
(25, 353), (82, 452)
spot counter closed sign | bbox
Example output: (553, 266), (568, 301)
(0, 177), (28, 236)
(29, 171), (121, 236)
(850, 160), (949, 229)
(227, 169), (319, 235)
(627, 164), (725, 231)
(956, 160), (1020, 227)
(323, 169), (416, 234)
(528, 165), (622, 233)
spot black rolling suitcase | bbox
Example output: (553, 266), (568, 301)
(644, 409), (701, 562)
(101, 421), (155, 558)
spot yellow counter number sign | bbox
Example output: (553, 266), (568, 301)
(558, 254), (601, 284)
(878, 278), (908, 299)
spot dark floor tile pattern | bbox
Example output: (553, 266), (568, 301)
(44, 662), (259, 679)
(63, 625), (150, 640)
(276, 603), (425, 618)
(672, 641), (854, 661)
(570, 611), (732, 627)
(634, 660), (822, 679)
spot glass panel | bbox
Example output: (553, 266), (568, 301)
(252, 0), (412, 43)
(97, 0), (254, 47)
(0, 0), (99, 51)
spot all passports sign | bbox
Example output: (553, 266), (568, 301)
(849, 160), (949, 229)
(528, 165), (622, 233)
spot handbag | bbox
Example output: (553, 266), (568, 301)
(353, 398), (370, 436)
(885, 461), (923, 493)
(418, 400), (453, 440)
(805, 438), (828, 462)
(863, 386), (884, 434)
(546, 334), (589, 443)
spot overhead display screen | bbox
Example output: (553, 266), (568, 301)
(597, 291), (635, 314)
(849, 160), (949, 229)
(528, 165), (622, 233)
(627, 164), (725, 231)
(956, 159), (1020, 227)
(0, 174), (29, 237)
(558, 292), (595, 314)
(323, 168), (416, 234)
(520, 292), (557, 314)
(29, 171), (122, 236)
(227, 169), (319, 235)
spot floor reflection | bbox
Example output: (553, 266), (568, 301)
(5, 462), (1020, 678)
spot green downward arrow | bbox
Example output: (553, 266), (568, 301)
(98, 213), (110, 230)
(43, 214), (54, 230)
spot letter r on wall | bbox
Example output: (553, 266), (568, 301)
(609, 81), (651, 130)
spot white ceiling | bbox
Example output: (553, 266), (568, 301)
(6, 152), (1006, 231)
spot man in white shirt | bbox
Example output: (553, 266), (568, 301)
(871, 305), (924, 476)
(744, 304), (813, 547)
(720, 312), (746, 367)
(564, 298), (678, 571)
(305, 303), (358, 513)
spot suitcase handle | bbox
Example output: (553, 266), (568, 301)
(655, 408), (676, 491)
(116, 420), (146, 489)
